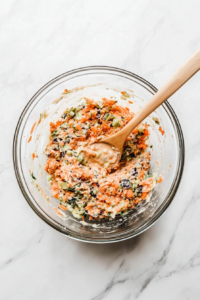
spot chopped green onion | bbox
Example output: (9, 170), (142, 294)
(77, 155), (83, 163)
(75, 112), (82, 120)
(138, 127), (144, 133)
(48, 175), (52, 181)
(104, 113), (109, 120)
(93, 189), (98, 195)
(105, 113), (115, 121)
(97, 101), (103, 108)
(112, 118), (120, 127)
(59, 182), (69, 190)
(69, 111), (75, 117)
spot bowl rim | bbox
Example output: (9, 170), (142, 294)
(13, 66), (185, 243)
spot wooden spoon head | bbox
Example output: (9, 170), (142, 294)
(100, 133), (125, 156)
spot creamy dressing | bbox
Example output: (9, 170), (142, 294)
(82, 142), (120, 168)
(42, 96), (161, 220)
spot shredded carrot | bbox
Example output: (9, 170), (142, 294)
(141, 192), (148, 200)
(132, 128), (139, 134)
(50, 120), (64, 132)
(126, 190), (134, 198)
(157, 176), (163, 183)
(28, 136), (32, 143)
(54, 207), (62, 216)
(91, 127), (98, 133)
(159, 126), (165, 135)
(140, 170), (145, 179)
(30, 122), (36, 135)
(128, 100), (133, 104)
(58, 204), (68, 211)
(102, 98), (116, 107)
(32, 153), (35, 160)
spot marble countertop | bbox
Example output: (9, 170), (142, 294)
(1, 0), (200, 299)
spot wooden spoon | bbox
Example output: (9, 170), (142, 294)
(95, 48), (200, 166)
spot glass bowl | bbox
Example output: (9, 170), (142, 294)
(13, 66), (184, 243)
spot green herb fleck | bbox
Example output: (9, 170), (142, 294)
(73, 124), (77, 131)
(153, 117), (160, 125)
(31, 173), (36, 180)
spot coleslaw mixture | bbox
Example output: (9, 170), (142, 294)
(44, 96), (162, 220)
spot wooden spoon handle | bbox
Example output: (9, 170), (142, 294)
(103, 49), (200, 151)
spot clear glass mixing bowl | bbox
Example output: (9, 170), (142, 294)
(13, 66), (184, 243)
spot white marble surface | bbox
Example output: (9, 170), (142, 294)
(1, 0), (200, 299)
